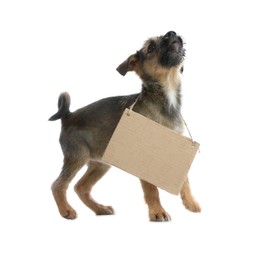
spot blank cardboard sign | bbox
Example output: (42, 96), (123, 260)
(102, 109), (200, 195)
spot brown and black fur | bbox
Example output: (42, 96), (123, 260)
(49, 31), (201, 221)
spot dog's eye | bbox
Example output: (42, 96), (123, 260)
(147, 44), (156, 54)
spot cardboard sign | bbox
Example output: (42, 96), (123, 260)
(102, 109), (200, 195)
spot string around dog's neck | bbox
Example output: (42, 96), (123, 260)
(128, 97), (197, 147)
(128, 96), (140, 114)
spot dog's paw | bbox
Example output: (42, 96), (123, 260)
(183, 200), (201, 213)
(59, 206), (77, 219)
(95, 205), (115, 215)
(149, 209), (171, 222)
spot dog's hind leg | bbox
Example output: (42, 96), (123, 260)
(180, 177), (201, 213)
(140, 180), (171, 221)
(74, 161), (114, 215)
(51, 150), (89, 219)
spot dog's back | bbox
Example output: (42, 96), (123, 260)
(49, 92), (139, 159)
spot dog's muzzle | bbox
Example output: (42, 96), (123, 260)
(159, 31), (185, 67)
(162, 31), (183, 52)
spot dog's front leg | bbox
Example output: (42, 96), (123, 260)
(140, 180), (171, 221)
(180, 177), (201, 212)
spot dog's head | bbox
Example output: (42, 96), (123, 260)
(117, 31), (185, 83)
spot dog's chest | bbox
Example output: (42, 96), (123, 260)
(164, 72), (180, 110)
(151, 105), (183, 134)
(166, 88), (178, 110)
(163, 88), (183, 133)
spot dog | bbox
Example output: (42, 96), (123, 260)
(49, 31), (201, 221)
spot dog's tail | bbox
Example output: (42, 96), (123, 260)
(48, 92), (71, 121)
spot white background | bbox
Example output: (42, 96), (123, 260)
(1, 0), (262, 259)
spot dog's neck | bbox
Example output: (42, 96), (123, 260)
(140, 67), (182, 116)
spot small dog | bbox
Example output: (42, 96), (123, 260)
(49, 31), (201, 221)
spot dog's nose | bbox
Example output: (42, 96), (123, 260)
(164, 31), (176, 38)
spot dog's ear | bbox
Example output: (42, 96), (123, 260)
(116, 53), (139, 76)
